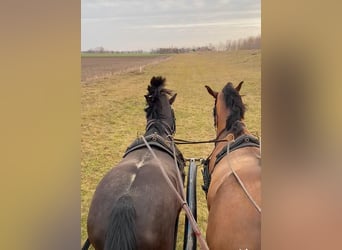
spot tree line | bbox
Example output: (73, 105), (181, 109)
(83, 35), (261, 54)
(85, 46), (144, 54)
(151, 35), (260, 54)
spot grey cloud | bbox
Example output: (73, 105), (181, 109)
(81, 0), (260, 51)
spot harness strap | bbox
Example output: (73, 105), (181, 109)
(225, 142), (261, 213)
(141, 136), (209, 250)
(146, 119), (174, 135)
(173, 138), (228, 145)
(229, 161), (261, 213)
(123, 133), (185, 170)
(214, 134), (260, 166)
(173, 127), (229, 145)
(201, 134), (260, 196)
(201, 158), (211, 195)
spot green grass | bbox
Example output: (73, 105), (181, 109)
(81, 50), (261, 249)
(81, 52), (167, 58)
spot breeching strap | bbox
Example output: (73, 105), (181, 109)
(141, 136), (209, 250)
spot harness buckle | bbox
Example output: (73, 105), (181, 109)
(201, 158), (211, 197)
(152, 133), (158, 141)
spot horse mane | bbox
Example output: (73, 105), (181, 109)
(144, 76), (172, 118)
(222, 82), (246, 135)
(143, 76), (185, 176)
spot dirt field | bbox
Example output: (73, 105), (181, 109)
(81, 50), (260, 249)
(81, 55), (169, 82)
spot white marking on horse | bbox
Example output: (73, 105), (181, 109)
(135, 152), (149, 169)
(127, 152), (149, 189)
(136, 159), (144, 168)
(130, 173), (136, 184)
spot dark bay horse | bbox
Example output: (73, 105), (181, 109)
(84, 76), (185, 250)
(203, 82), (261, 250)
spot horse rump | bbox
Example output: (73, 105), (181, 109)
(104, 195), (137, 250)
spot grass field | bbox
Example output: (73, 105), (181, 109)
(81, 55), (169, 82)
(81, 50), (261, 249)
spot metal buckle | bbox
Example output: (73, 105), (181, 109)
(152, 133), (157, 141)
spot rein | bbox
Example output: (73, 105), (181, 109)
(174, 128), (229, 145)
(141, 136), (209, 250)
(173, 138), (228, 145)
(202, 134), (261, 213)
(225, 141), (262, 213)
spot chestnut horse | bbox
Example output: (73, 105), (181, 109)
(203, 82), (261, 250)
(83, 76), (185, 250)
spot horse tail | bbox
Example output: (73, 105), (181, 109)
(81, 238), (90, 250)
(104, 195), (137, 250)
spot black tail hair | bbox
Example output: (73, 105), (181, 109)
(81, 238), (90, 250)
(104, 195), (137, 250)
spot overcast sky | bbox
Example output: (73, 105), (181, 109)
(81, 0), (260, 51)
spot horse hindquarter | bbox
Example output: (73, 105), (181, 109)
(207, 166), (261, 250)
(87, 149), (182, 250)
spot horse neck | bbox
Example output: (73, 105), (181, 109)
(217, 118), (249, 141)
(216, 112), (230, 139)
(145, 119), (172, 138)
(216, 93), (246, 139)
(209, 121), (249, 174)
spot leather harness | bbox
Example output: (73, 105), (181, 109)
(123, 132), (185, 171)
(202, 134), (260, 195)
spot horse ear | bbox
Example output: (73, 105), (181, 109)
(235, 81), (244, 92)
(205, 85), (218, 98)
(169, 93), (177, 105)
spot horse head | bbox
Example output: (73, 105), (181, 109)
(144, 76), (177, 136)
(205, 81), (246, 139)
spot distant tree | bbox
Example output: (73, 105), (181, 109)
(225, 40), (232, 51)
(217, 42), (226, 51)
(149, 35), (261, 54)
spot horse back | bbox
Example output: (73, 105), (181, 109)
(87, 148), (181, 250)
(207, 150), (261, 250)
